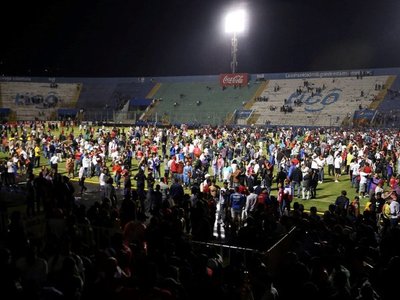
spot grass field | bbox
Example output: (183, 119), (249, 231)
(0, 125), (375, 213)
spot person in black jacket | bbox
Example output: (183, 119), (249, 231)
(310, 169), (319, 199)
(276, 167), (287, 190)
(170, 177), (184, 206)
(26, 173), (36, 217)
(134, 168), (147, 211)
(104, 177), (118, 208)
(289, 164), (303, 198)
(335, 190), (350, 215)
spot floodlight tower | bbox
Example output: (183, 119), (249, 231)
(225, 9), (246, 74)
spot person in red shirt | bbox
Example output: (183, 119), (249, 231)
(389, 175), (400, 194)
(74, 148), (83, 177)
(363, 161), (372, 174)
(170, 157), (178, 180)
(363, 162), (373, 194)
(176, 159), (184, 182)
(136, 148), (143, 161)
(238, 183), (249, 195)
(150, 143), (158, 155)
(112, 161), (123, 189)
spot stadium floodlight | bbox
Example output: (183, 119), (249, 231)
(225, 9), (246, 74)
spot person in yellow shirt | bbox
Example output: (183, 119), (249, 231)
(34, 145), (41, 168)
(346, 151), (354, 176)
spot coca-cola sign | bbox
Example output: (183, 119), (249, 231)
(219, 73), (249, 87)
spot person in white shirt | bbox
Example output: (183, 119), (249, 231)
(231, 160), (238, 173)
(50, 153), (59, 174)
(334, 153), (343, 182)
(78, 165), (88, 195)
(359, 168), (371, 198)
(326, 151), (334, 176)
(7, 158), (16, 185)
(99, 167), (109, 194)
(310, 154), (319, 173)
(315, 154), (326, 183)
(389, 191), (400, 228)
(374, 179), (384, 196)
(350, 158), (360, 189)
(222, 162), (233, 185)
(81, 154), (91, 177)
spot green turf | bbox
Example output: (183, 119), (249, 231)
(0, 126), (374, 213)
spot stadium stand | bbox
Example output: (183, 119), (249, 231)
(3, 68), (400, 127)
(0, 81), (81, 121)
(247, 74), (391, 127)
(141, 81), (260, 126)
(76, 78), (155, 122)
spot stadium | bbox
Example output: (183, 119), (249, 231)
(1, 67), (398, 300)
(1, 2), (400, 300)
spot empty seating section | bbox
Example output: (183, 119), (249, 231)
(145, 82), (260, 125)
(0, 81), (81, 121)
(77, 78), (117, 110)
(76, 79), (156, 121)
(248, 75), (389, 126)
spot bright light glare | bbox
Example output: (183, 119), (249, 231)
(225, 9), (246, 33)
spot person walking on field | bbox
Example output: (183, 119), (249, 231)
(78, 166), (87, 195)
(50, 153), (59, 174)
(65, 155), (75, 178)
(34, 144), (41, 168)
(335, 190), (350, 215)
(104, 177), (118, 208)
(334, 152), (343, 182)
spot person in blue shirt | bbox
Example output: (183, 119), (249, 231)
(229, 186), (246, 227)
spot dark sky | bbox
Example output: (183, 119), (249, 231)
(2, 0), (400, 77)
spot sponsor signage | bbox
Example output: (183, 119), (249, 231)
(219, 73), (249, 87)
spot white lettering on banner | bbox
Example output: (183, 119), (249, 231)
(222, 74), (244, 85)
(285, 70), (374, 79)
(0, 76), (32, 82)
(219, 73), (249, 87)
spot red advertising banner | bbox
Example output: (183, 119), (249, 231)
(219, 73), (249, 87)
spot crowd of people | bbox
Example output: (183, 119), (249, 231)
(0, 120), (400, 299)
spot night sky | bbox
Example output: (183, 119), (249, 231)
(2, 0), (400, 77)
